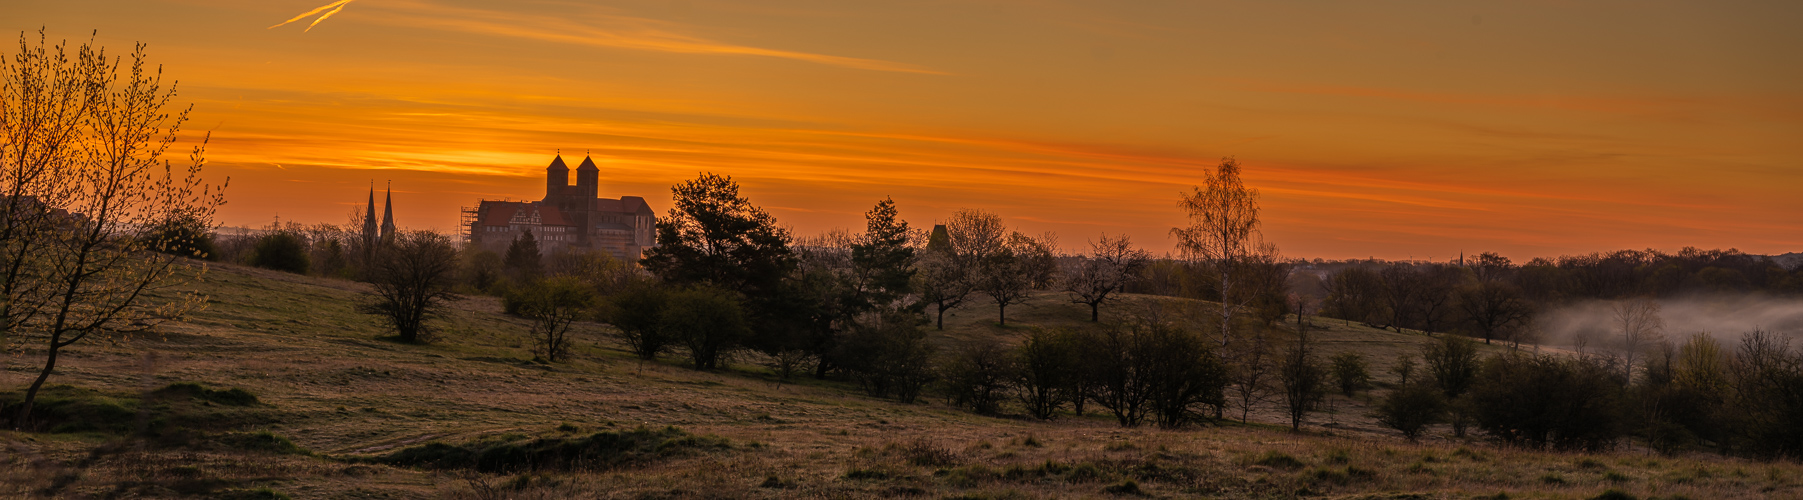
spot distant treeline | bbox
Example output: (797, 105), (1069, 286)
(1120, 248), (1803, 345)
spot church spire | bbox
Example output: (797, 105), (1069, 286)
(362, 182), (379, 247)
(380, 181), (397, 243)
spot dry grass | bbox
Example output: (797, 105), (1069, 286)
(0, 263), (1795, 498)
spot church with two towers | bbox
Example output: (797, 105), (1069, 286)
(463, 154), (657, 261)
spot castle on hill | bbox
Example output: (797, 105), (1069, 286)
(464, 154), (657, 260)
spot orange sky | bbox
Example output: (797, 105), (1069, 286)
(11, 0), (1802, 260)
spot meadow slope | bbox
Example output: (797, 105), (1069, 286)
(0, 263), (1794, 499)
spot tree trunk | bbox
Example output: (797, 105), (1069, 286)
(997, 303), (1007, 325)
(15, 341), (60, 429)
(1090, 303), (1100, 322)
(936, 302), (946, 330)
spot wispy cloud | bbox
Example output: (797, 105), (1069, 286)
(269, 0), (357, 32)
(268, 0), (944, 74)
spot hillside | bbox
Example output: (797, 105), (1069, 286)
(1, 263), (1795, 499)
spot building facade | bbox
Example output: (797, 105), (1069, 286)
(465, 155), (657, 261)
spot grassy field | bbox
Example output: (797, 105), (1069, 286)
(1, 262), (1795, 499)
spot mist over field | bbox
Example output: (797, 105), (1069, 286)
(1538, 294), (1803, 348)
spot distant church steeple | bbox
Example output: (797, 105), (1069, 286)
(362, 182), (379, 249)
(380, 181), (397, 243)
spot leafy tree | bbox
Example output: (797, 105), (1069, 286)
(599, 283), (672, 360)
(660, 286), (750, 370)
(641, 172), (794, 294)
(640, 173), (797, 359)
(5, 33), (226, 428)
(363, 231), (460, 343)
(1062, 234), (1149, 322)
(251, 231), (310, 274)
(516, 276), (598, 362)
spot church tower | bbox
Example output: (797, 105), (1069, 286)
(380, 182), (397, 243)
(546, 154), (569, 200)
(576, 155), (599, 201)
(362, 184), (378, 249)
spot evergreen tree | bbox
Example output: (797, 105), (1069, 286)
(503, 229), (542, 281)
(850, 197), (916, 310)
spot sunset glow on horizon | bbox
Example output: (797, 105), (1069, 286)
(11, 0), (1800, 261)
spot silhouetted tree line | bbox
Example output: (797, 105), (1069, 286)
(1373, 331), (1803, 459)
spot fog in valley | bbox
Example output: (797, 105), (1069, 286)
(1537, 294), (1803, 349)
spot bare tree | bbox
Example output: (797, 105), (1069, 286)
(1378, 264), (1423, 332)
(8, 34), (226, 428)
(1226, 329), (1274, 422)
(1278, 296), (1326, 431)
(363, 231), (460, 343)
(1612, 296), (1665, 383)
(1172, 158), (1261, 347)
(1062, 234), (1150, 322)
(1456, 280), (1533, 345)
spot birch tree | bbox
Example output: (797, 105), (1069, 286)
(1172, 158), (1260, 347)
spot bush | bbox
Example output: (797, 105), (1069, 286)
(660, 286), (750, 370)
(154, 382), (259, 406)
(362, 231), (460, 343)
(513, 276), (599, 362)
(250, 231), (309, 274)
(1377, 382), (1445, 441)
(1468, 353), (1624, 451)
(373, 425), (728, 473)
(1015, 328), (1080, 419)
(837, 311), (936, 403)
(941, 340), (1015, 415)
(599, 282), (673, 360)
(146, 215), (218, 260)
(1330, 352), (1371, 396)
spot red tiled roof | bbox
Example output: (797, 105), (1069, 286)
(476, 201), (575, 227)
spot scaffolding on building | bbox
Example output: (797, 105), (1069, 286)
(457, 202), (481, 245)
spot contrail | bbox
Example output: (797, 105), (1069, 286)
(269, 0), (357, 32)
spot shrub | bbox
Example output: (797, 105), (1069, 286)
(146, 215), (218, 260)
(1468, 353), (1624, 451)
(599, 283), (672, 360)
(941, 340), (1015, 415)
(154, 382), (259, 406)
(513, 276), (599, 362)
(1377, 382), (1445, 441)
(660, 286), (750, 370)
(837, 311), (937, 403)
(1330, 352), (1371, 396)
(373, 425), (728, 473)
(1014, 328), (1080, 420)
(250, 231), (309, 274)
